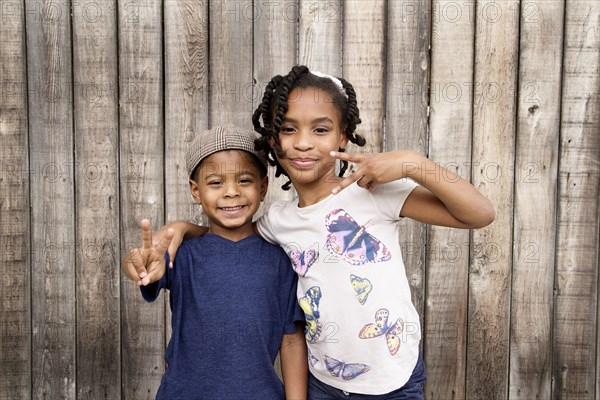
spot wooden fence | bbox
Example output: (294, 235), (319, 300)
(1, 0), (599, 399)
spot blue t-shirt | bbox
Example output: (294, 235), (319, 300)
(141, 233), (303, 400)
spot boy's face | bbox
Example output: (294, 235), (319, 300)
(189, 150), (267, 242)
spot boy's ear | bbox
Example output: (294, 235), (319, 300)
(189, 179), (202, 205)
(260, 175), (268, 202)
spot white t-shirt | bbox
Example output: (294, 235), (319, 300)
(257, 180), (421, 394)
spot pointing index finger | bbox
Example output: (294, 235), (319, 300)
(141, 219), (153, 249)
(330, 151), (364, 163)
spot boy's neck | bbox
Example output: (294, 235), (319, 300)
(207, 223), (254, 242)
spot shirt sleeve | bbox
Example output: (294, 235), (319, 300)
(255, 202), (284, 245)
(371, 179), (419, 221)
(139, 253), (171, 302)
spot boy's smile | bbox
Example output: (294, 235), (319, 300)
(189, 150), (267, 242)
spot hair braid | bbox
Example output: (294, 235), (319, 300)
(253, 65), (365, 190)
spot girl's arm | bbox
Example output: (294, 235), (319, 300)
(331, 150), (495, 229)
(151, 221), (208, 267)
(280, 325), (308, 400)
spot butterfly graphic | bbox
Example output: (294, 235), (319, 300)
(323, 354), (371, 380)
(288, 248), (318, 276)
(325, 209), (391, 265)
(358, 308), (404, 356)
(299, 286), (322, 343)
(350, 274), (373, 305)
(307, 348), (319, 367)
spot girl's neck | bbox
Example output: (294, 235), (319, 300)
(294, 172), (342, 208)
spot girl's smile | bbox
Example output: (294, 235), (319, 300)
(289, 157), (318, 169)
(275, 88), (348, 205)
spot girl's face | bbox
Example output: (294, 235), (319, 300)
(275, 87), (348, 189)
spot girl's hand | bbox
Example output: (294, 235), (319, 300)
(330, 150), (413, 194)
(122, 219), (174, 286)
(152, 221), (209, 267)
(330, 150), (495, 228)
(151, 221), (188, 268)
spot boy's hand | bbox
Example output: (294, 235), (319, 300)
(330, 150), (414, 194)
(122, 219), (174, 286)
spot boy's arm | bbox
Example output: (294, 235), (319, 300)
(280, 325), (308, 400)
(331, 150), (495, 229)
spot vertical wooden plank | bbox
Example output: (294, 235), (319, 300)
(510, 1), (564, 398)
(118, 1), (165, 398)
(0, 0), (31, 397)
(385, 0), (431, 334)
(164, 0), (209, 228)
(72, 1), (120, 398)
(163, 0), (209, 359)
(425, 1), (474, 397)
(468, 1), (519, 398)
(554, 2), (600, 399)
(25, 0), (76, 398)
(342, 0), (385, 155)
(299, 0), (342, 75)
(209, 0), (253, 127)
(253, 0), (297, 206)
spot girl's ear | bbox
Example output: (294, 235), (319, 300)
(189, 179), (202, 205)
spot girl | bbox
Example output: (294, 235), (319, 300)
(130, 65), (494, 399)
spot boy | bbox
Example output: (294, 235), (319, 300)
(122, 124), (307, 400)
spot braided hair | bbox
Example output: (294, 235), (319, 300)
(253, 65), (366, 190)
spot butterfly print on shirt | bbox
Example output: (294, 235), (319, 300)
(358, 308), (404, 356)
(350, 274), (373, 305)
(325, 209), (391, 265)
(288, 248), (318, 276)
(322, 354), (371, 380)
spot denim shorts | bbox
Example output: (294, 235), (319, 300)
(307, 353), (426, 400)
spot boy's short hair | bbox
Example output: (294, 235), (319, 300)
(186, 123), (268, 180)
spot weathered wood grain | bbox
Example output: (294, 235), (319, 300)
(208, 0), (253, 128)
(510, 1), (564, 398)
(468, 1), (519, 398)
(25, 0), (76, 398)
(425, 1), (475, 397)
(343, 0), (385, 155)
(385, 0), (431, 333)
(72, 1), (121, 398)
(118, 1), (165, 398)
(165, 0), (209, 226)
(0, 0), (31, 398)
(299, 0), (342, 75)
(554, 2), (599, 399)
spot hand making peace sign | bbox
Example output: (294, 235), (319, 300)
(121, 219), (174, 286)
